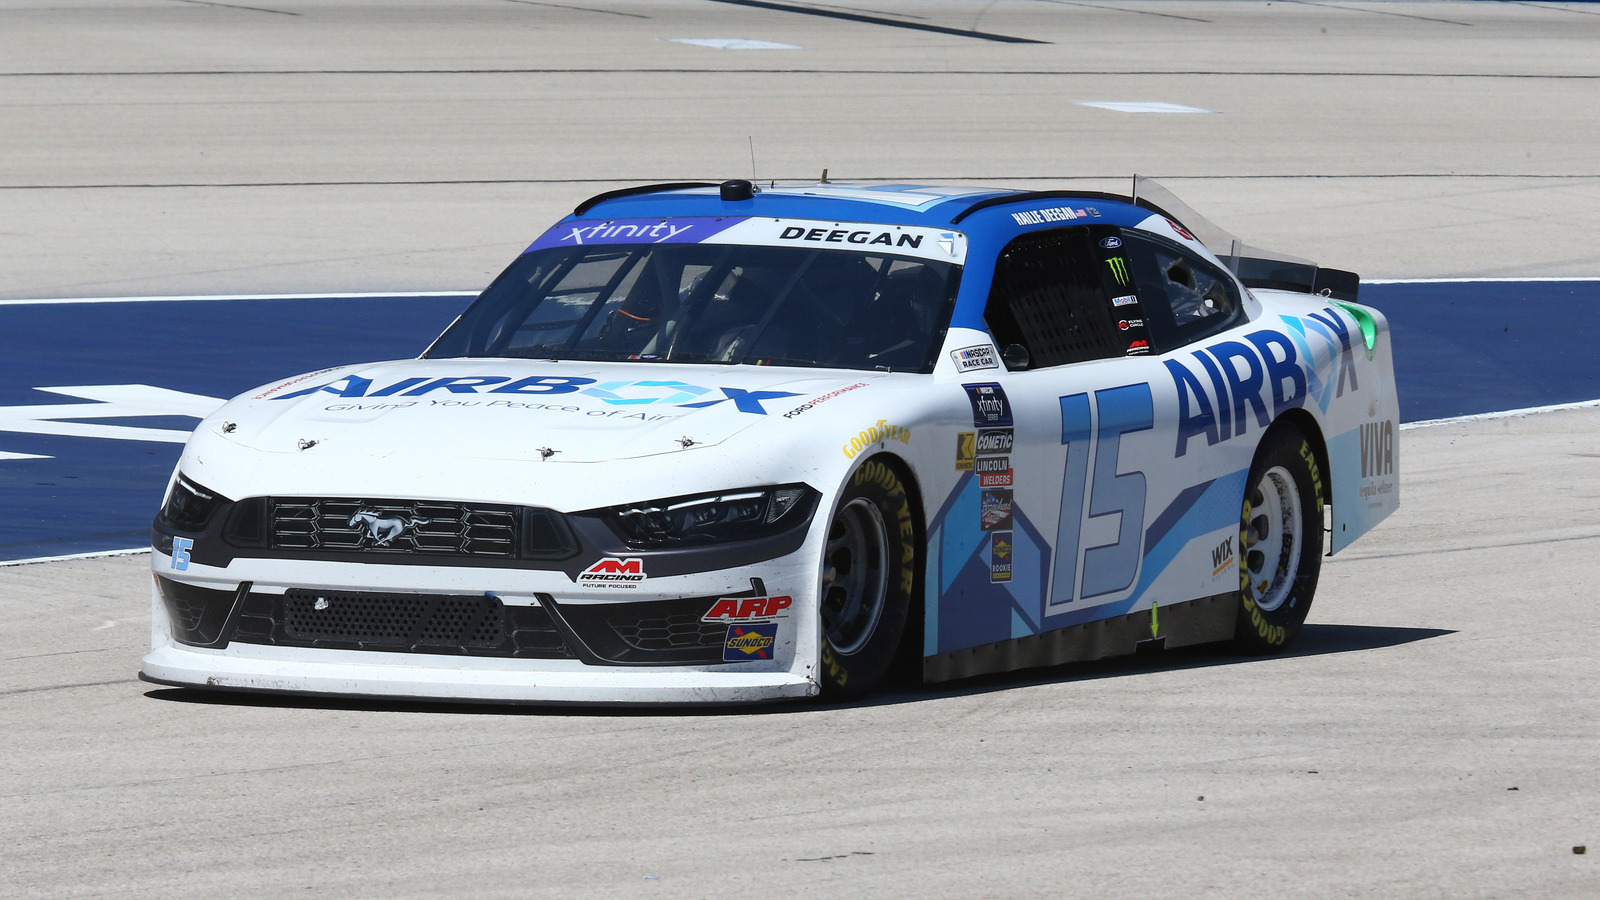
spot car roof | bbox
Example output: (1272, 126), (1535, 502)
(572, 181), (1159, 231)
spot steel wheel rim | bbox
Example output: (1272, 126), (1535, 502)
(1242, 465), (1303, 613)
(820, 497), (889, 656)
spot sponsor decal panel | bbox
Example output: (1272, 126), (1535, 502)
(842, 419), (912, 458)
(1106, 256), (1132, 286)
(723, 623), (778, 661)
(783, 381), (869, 419)
(990, 531), (1013, 583)
(1164, 307), (1359, 458)
(980, 490), (1013, 532)
(277, 375), (799, 415)
(950, 344), (999, 372)
(703, 595), (793, 623)
(1359, 419), (1397, 505)
(528, 216), (743, 251)
(975, 455), (1012, 488)
(1118, 318), (1144, 331)
(578, 557), (646, 589)
(955, 431), (975, 472)
(963, 383), (1013, 427)
(1111, 293), (1139, 308)
(974, 428), (1013, 455)
(1011, 206), (1102, 226)
(1212, 535), (1235, 576)
(1126, 340), (1150, 355)
(1099, 236), (1123, 249)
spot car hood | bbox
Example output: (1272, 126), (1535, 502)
(208, 358), (883, 464)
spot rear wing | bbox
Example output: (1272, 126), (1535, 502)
(1131, 177), (1360, 303)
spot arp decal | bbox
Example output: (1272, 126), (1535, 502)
(950, 344), (999, 372)
(980, 490), (1013, 532)
(703, 595), (793, 623)
(577, 557), (646, 588)
(723, 624), (777, 661)
(964, 383), (1013, 427)
(990, 531), (1013, 584)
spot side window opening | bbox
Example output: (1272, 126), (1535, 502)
(1116, 231), (1244, 351)
(983, 227), (1131, 369)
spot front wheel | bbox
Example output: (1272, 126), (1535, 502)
(818, 458), (917, 697)
(1232, 425), (1324, 652)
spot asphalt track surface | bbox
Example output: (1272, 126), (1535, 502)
(3, 2), (1598, 897)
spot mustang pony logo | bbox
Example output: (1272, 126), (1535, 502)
(349, 510), (430, 546)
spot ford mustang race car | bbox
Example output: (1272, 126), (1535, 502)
(142, 177), (1399, 704)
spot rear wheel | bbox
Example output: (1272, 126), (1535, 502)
(819, 458), (916, 697)
(1232, 425), (1324, 652)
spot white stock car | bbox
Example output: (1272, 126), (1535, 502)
(142, 179), (1399, 704)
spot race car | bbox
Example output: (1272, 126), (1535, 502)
(142, 177), (1399, 704)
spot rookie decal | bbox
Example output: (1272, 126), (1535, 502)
(980, 490), (1013, 532)
(990, 531), (1013, 583)
(964, 383), (1013, 427)
(723, 624), (777, 661)
(577, 557), (646, 588)
(703, 595), (793, 623)
(955, 432), (975, 472)
(950, 344), (999, 372)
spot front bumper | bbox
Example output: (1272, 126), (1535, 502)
(142, 536), (824, 704)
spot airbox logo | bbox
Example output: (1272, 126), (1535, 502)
(578, 557), (646, 589)
(273, 374), (799, 415)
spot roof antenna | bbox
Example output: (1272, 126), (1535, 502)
(748, 136), (758, 181)
(820, 167), (830, 184)
(1131, 172), (1139, 205)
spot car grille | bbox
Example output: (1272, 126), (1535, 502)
(230, 589), (573, 658)
(270, 498), (534, 558)
(607, 610), (727, 652)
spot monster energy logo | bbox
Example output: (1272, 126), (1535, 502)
(1106, 256), (1131, 286)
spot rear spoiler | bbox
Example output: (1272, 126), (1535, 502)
(1132, 177), (1360, 303)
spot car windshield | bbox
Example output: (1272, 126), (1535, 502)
(425, 242), (961, 373)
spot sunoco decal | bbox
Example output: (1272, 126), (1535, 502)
(723, 624), (777, 661)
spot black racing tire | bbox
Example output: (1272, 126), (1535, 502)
(818, 457), (917, 698)
(1232, 423), (1325, 653)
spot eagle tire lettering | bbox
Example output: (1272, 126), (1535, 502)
(1232, 425), (1324, 653)
(820, 458), (918, 696)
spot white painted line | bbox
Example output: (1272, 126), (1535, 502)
(0, 451), (51, 461)
(665, 38), (802, 50)
(1401, 398), (1600, 431)
(0, 291), (478, 307)
(1077, 101), (1215, 114)
(0, 547), (149, 567)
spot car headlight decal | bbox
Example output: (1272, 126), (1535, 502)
(599, 484), (817, 547)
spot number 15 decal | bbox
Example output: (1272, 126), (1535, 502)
(1050, 383), (1154, 610)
